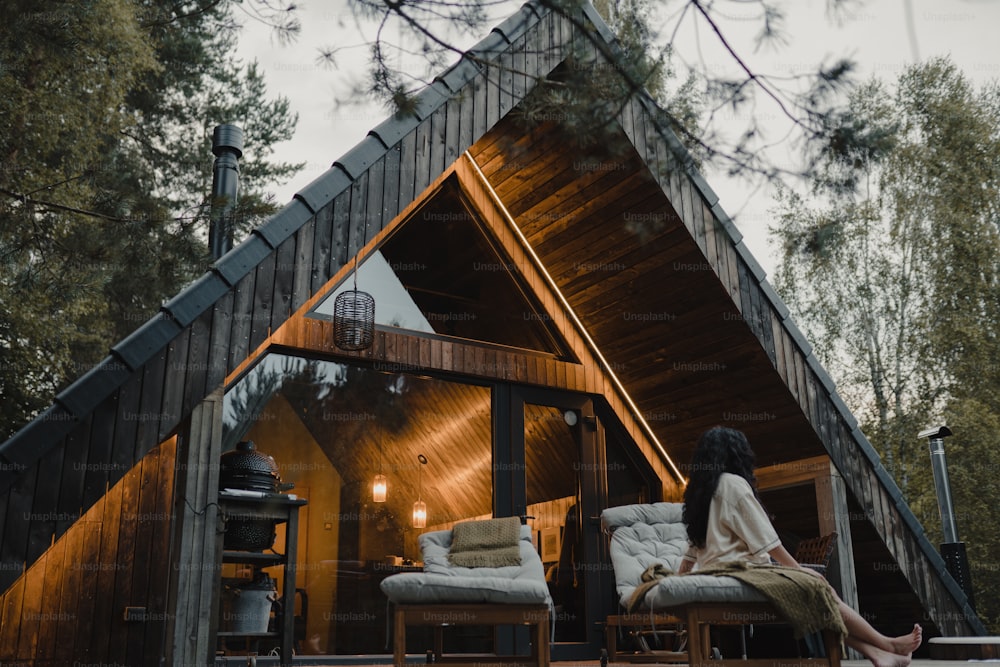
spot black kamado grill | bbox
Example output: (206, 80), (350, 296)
(220, 440), (292, 550)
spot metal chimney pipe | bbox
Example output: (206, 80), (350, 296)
(918, 425), (975, 609)
(920, 425), (958, 542)
(209, 124), (243, 260)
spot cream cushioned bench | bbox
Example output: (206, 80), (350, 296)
(380, 524), (552, 667)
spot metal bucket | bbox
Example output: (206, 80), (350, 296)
(221, 575), (277, 633)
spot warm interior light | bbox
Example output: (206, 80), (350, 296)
(372, 473), (387, 503)
(413, 453), (428, 527)
(412, 500), (427, 528)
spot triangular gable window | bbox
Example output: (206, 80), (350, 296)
(313, 177), (573, 358)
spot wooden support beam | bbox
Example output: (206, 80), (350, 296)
(757, 454), (861, 659)
(163, 388), (224, 666)
(756, 455), (859, 608)
(815, 462), (859, 611)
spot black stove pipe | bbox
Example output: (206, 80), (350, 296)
(209, 124), (243, 260)
(919, 425), (975, 609)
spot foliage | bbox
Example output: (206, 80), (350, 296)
(0, 0), (302, 439)
(770, 58), (1000, 630)
(320, 0), (861, 184)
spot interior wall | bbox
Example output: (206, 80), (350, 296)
(0, 437), (177, 667)
(243, 394), (341, 655)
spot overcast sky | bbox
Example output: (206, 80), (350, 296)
(234, 0), (1000, 277)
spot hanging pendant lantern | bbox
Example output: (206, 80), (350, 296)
(334, 244), (375, 351)
(372, 473), (387, 503)
(412, 500), (427, 528)
(412, 453), (428, 528)
(373, 419), (387, 502)
(333, 288), (375, 351)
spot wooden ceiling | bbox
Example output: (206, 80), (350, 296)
(277, 367), (578, 529)
(469, 116), (826, 471)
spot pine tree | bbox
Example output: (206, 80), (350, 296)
(0, 0), (302, 438)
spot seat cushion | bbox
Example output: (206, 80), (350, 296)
(380, 571), (551, 604)
(602, 502), (767, 609)
(380, 524), (553, 605)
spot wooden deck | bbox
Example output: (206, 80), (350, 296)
(209, 659), (973, 667)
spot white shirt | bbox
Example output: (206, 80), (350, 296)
(683, 472), (781, 570)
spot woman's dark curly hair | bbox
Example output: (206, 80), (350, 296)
(682, 426), (759, 549)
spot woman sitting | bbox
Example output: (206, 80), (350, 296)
(678, 426), (922, 667)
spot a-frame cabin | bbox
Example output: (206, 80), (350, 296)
(0, 1), (984, 664)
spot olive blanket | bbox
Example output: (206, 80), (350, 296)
(628, 561), (847, 640)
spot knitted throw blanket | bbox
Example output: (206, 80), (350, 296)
(447, 516), (522, 568)
(629, 562), (847, 640)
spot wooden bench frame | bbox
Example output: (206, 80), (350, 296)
(605, 612), (687, 663)
(686, 602), (842, 667)
(607, 603), (842, 667)
(392, 603), (549, 667)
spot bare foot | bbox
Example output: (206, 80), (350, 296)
(889, 624), (922, 655)
(867, 645), (912, 667)
(847, 636), (915, 667)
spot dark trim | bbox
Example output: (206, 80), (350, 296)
(54, 356), (132, 420)
(333, 134), (389, 180)
(254, 198), (315, 249)
(212, 233), (273, 286)
(162, 271), (230, 328)
(368, 113), (422, 150)
(294, 165), (353, 214)
(411, 80), (452, 122)
(111, 312), (184, 371)
(0, 406), (75, 470)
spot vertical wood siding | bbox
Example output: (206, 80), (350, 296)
(0, 437), (177, 666)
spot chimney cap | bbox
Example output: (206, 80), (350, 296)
(918, 425), (952, 440)
(212, 124), (244, 158)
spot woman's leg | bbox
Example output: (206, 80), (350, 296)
(807, 572), (921, 665)
(826, 583), (921, 667)
(838, 599), (922, 655)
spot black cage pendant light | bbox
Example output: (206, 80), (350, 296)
(334, 228), (375, 351)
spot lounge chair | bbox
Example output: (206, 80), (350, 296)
(601, 502), (842, 667)
(380, 521), (552, 667)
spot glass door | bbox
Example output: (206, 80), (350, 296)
(511, 387), (606, 660)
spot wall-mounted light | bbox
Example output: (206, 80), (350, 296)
(412, 454), (428, 528)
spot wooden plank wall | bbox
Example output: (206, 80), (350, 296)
(0, 436), (177, 666)
(623, 92), (976, 634)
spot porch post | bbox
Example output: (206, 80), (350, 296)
(815, 461), (859, 611)
(163, 387), (224, 665)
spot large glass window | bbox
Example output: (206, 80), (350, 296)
(224, 354), (493, 655)
(220, 353), (660, 659)
(311, 177), (574, 358)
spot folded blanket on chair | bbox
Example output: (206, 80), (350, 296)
(629, 562), (847, 640)
(447, 516), (522, 568)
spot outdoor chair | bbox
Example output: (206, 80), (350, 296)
(380, 519), (552, 667)
(601, 502), (842, 667)
(794, 532), (838, 575)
